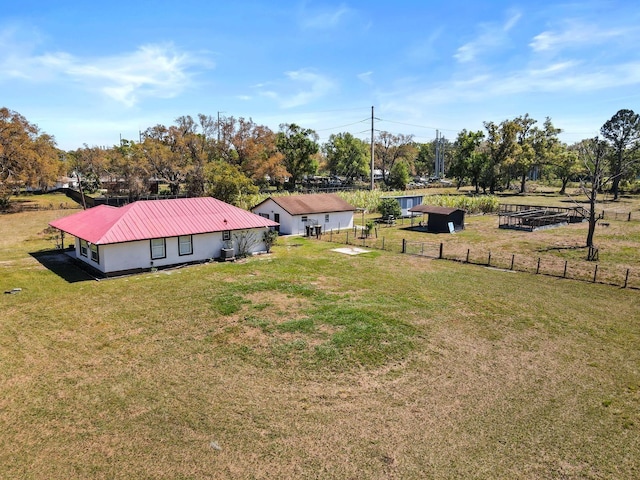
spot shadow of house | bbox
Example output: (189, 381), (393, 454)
(30, 249), (97, 283)
(408, 205), (465, 233)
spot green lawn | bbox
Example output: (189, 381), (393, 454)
(1, 203), (639, 479)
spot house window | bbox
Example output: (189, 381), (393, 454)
(80, 239), (88, 257)
(259, 213), (269, 219)
(90, 243), (99, 263)
(222, 230), (231, 241)
(178, 235), (193, 256)
(325, 214), (330, 222)
(301, 216), (308, 223)
(150, 238), (166, 259)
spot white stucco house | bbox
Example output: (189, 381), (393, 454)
(251, 193), (355, 235)
(49, 197), (278, 277)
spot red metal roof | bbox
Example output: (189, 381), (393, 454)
(49, 197), (278, 244)
(253, 193), (356, 215)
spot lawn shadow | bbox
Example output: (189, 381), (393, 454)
(399, 226), (449, 235)
(30, 249), (97, 283)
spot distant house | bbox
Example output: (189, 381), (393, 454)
(408, 205), (465, 233)
(49, 197), (278, 277)
(251, 193), (355, 235)
(55, 176), (78, 189)
(382, 194), (424, 217)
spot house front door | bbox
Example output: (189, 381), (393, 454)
(274, 213), (280, 233)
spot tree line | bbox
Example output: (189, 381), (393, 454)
(1, 106), (638, 208)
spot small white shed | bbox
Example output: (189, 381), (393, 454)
(251, 193), (355, 235)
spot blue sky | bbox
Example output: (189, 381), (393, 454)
(2, 1), (639, 150)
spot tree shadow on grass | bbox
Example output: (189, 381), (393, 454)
(30, 249), (97, 283)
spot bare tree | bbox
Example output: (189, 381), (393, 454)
(576, 138), (608, 261)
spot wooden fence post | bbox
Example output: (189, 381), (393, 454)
(382, 237), (385, 250)
(487, 251), (491, 266)
(563, 261), (568, 278)
(624, 269), (630, 288)
(346, 231), (349, 244)
(402, 239), (406, 254)
(593, 264), (598, 283)
(439, 243), (443, 259)
(466, 249), (470, 263)
(510, 254), (515, 270)
(536, 258), (541, 274)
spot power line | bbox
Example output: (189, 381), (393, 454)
(377, 117), (459, 133)
(314, 118), (369, 132)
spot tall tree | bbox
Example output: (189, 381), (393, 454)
(174, 115), (209, 197)
(450, 129), (485, 191)
(25, 133), (62, 192)
(553, 143), (583, 195)
(483, 120), (521, 193)
(600, 109), (640, 200)
(374, 131), (415, 187)
(388, 160), (410, 190)
(276, 123), (319, 190)
(68, 144), (107, 194)
(0, 107), (61, 205)
(204, 161), (258, 206)
(511, 114), (537, 193)
(141, 124), (189, 195)
(106, 139), (149, 200)
(413, 143), (433, 178)
(221, 117), (287, 186)
(323, 132), (369, 184)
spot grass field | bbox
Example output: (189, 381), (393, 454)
(1, 195), (640, 479)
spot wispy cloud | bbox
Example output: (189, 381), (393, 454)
(256, 68), (335, 108)
(298, 3), (354, 29)
(357, 71), (373, 84)
(405, 60), (640, 106)
(454, 10), (522, 63)
(530, 22), (630, 53)
(0, 27), (212, 107)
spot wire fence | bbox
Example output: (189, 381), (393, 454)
(320, 228), (639, 290)
(600, 209), (636, 222)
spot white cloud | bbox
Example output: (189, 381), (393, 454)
(530, 22), (629, 53)
(404, 60), (640, 107)
(357, 71), (373, 84)
(0, 30), (212, 107)
(256, 68), (335, 108)
(299, 3), (354, 29)
(454, 10), (521, 63)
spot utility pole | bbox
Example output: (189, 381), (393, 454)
(370, 106), (375, 190)
(217, 111), (226, 143)
(434, 130), (445, 178)
(435, 130), (439, 178)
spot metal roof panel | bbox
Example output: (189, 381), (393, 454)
(50, 197), (278, 244)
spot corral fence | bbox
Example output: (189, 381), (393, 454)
(62, 188), (187, 208)
(320, 227), (639, 290)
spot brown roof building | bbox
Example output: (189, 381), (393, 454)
(252, 193), (356, 235)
